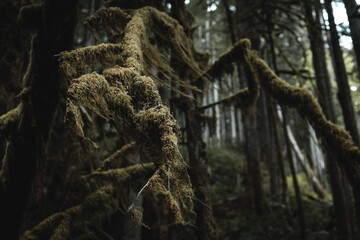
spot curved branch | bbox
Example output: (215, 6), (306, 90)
(22, 163), (156, 240)
(240, 40), (360, 188)
(0, 104), (22, 143)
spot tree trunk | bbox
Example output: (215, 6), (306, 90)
(282, 108), (307, 240)
(234, 0), (267, 214)
(222, 0), (267, 212)
(286, 125), (327, 199)
(267, 21), (288, 205)
(303, 1), (353, 239)
(243, 109), (266, 214)
(325, 0), (359, 146)
(170, 1), (218, 239)
(343, 0), (360, 75)
(325, 1), (360, 234)
(0, 1), (79, 239)
(270, 100), (288, 204)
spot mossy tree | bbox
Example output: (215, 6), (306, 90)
(3, 1), (360, 240)
(0, 0), (79, 239)
(8, 3), (212, 239)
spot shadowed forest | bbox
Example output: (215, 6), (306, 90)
(1, 0), (360, 239)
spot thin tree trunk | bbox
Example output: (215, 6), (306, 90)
(303, 1), (336, 121)
(170, 1), (218, 239)
(222, 0), (241, 143)
(286, 125), (327, 199)
(303, 1), (353, 239)
(270, 100), (288, 204)
(233, 0), (267, 214)
(325, 1), (360, 235)
(267, 21), (288, 205)
(343, 0), (360, 75)
(325, 0), (359, 146)
(263, 92), (280, 201)
(223, 0), (267, 212)
(243, 108), (266, 214)
(282, 108), (307, 240)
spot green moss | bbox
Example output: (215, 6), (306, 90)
(57, 6), (199, 229)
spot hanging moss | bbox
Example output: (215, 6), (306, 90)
(58, 6), (199, 228)
(85, 7), (132, 43)
(83, 7), (206, 95)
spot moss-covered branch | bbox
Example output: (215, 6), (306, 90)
(22, 162), (156, 240)
(239, 39), (360, 188)
(201, 37), (360, 194)
(97, 141), (137, 171)
(0, 103), (22, 143)
(59, 6), (197, 226)
(23, 144), (155, 240)
(59, 43), (124, 81)
(199, 39), (260, 110)
(199, 89), (250, 110)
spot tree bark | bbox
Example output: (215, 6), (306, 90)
(343, 0), (360, 75)
(325, 0), (359, 146)
(282, 108), (307, 240)
(326, 0), (360, 234)
(170, 1), (218, 239)
(0, 1), (79, 239)
(267, 21), (288, 205)
(270, 100), (288, 204)
(233, 0), (267, 214)
(303, 1), (353, 239)
(243, 109), (266, 214)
